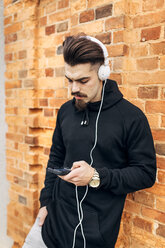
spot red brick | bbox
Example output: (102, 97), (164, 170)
(160, 56), (165, 69)
(45, 68), (54, 77)
(110, 73), (122, 85)
(95, 4), (112, 19)
(122, 211), (133, 234)
(124, 199), (141, 214)
(150, 41), (165, 55)
(58, 0), (69, 9)
(71, 13), (78, 26)
(133, 10), (165, 28)
(134, 191), (155, 208)
(137, 57), (159, 70)
(156, 197), (165, 211)
(95, 33), (111, 44)
(45, 48), (55, 57)
(18, 50), (27, 59)
(161, 115), (165, 128)
(145, 182), (165, 196)
(138, 86), (158, 99)
(146, 101), (165, 114)
(49, 99), (67, 108)
(152, 129), (165, 141)
(105, 15), (125, 30)
(142, 206), (165, 224)
(49, 9), (70, 24)
(5, 33), (17, 44)
(44, 147), (50, 156)
(44, 109), (54, 117)
(4, 22), (22, 35)
(24, 172), (38, 183)
(131, 44), (148, 57)
(18, 195), (27, 205)
(39, 99), (48, 107)
(39, 16), (47, 27)
(45, 25), (55, 35)
(45, 2), (57, 14)
(113, 30), (123, 43)
(4, 16), (12, 26)
(133, 216), (153, 233)
(142, 0), (164, 12)
(125, 71), (165, 85)
(158, 171), (165, 184)
(55, 88), (68, 98)
(57, 21), (68, 32)
(23, 79), (35, 88)
(107, 44), (129, 57)
(13, 177), (27, 188)
(19, 70), (27, 78)
(157, 157), (165, 170)
(25, 136), (38, 145)
(55, 67), (65, 77)
(80, 9), (94, 23)
(6, 133), (23, 143)
(113, 57), (123, 71)
(141, 26), (161, 42)
(5, 53), (13, 61)
(155, 144), (165, 156)
(156, 224), (165, 238)
(44, 89), (54, 97)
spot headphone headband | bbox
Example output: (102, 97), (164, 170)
(85, 36), (109, 65)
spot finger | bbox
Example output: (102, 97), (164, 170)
(63, 169), (80, 180)
(72, 161), (84, 169)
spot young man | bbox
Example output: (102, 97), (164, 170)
(23, 35), (156, 248)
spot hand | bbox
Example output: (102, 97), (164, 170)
(37, 206), (48, 226)
(59, 161), (94, 186)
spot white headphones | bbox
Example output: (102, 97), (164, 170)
(84, 36), (111, 81)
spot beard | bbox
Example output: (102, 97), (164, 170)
(75, 99), (87, 111)
(71, 91), (88, 111)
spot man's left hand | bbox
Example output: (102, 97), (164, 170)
(59, 161), (94, 186)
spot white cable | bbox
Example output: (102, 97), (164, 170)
(72, 80), (107, 248)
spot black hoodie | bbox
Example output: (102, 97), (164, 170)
(40, 79), (156, 248)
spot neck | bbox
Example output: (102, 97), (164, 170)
(91, 81), (103, 102)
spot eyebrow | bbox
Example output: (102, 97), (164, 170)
(65, 75), (90, 81)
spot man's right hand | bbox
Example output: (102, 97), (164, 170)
(37, 206), (48, 226)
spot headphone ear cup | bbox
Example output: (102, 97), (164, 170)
(98, 64), (110, 81)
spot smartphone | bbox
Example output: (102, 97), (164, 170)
(47, 167), (71, 176)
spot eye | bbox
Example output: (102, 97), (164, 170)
(68, 79), (73, 83)
(80, 80), (88, 84)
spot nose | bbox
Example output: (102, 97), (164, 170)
(71, 81), (80, 93)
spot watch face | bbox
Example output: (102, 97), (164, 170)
(89, 179), (100, 188)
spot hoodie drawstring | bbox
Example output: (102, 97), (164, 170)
(81, 108), (89, 126)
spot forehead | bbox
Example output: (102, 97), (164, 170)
(65, 63), (93, 80)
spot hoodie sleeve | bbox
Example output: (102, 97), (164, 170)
(39, 109), (66, 207)
(97, 114), (157, 195)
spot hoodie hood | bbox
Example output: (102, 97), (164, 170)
(72, 79), (123, 126)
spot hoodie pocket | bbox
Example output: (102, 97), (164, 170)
(82, 208), (107, 248)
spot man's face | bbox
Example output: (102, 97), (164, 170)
(65, 63), (103, 110)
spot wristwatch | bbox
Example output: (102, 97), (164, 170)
(89, 169), (100, 188)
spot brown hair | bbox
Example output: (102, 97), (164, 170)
(63, 35), (104, 66)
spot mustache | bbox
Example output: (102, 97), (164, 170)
(71, 92), (87, 98)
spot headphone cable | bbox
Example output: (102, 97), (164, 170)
(72, 79), (107, 248)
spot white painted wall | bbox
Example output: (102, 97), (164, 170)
(0, 0), (13, 247)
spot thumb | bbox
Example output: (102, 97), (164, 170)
(38, 214), (46, 226)
(71, 162), (81, 170)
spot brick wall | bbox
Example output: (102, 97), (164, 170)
(3, 0), (165, 247)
